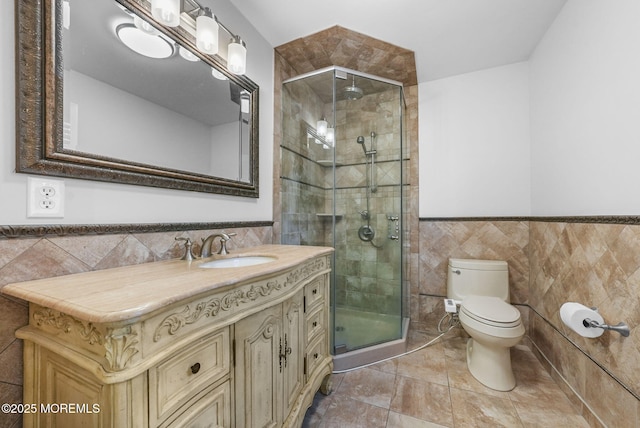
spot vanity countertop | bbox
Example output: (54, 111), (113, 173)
(1, 244), (333, 324)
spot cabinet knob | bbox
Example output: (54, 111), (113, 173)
(190, 362), (201, 374)
(312, 288), (318, 295)
(312, 321), (318, 327)
(314, 352), (319, 359)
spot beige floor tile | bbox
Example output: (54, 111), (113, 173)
(512, 401), (591, 428)
(334, 367), (396, 409)
(318, 396), (389, 428)
(449, 388), (522, 427)
(387, 411), (449, 427)
(396, 344), (448, 386)
(390, 376), (453, 427)
(303, 335), (591, 428)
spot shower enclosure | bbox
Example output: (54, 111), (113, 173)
(281, 67), (407, 370)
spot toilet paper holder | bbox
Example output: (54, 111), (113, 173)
(583, 310), (630, 337)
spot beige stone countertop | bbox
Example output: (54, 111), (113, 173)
(2, 244), (333, 324)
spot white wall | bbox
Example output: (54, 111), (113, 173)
(1, 0), (274, 225)
(419, 62), (531, 217)
(529, 0), (640, 215)
(66, 70), (213, 174)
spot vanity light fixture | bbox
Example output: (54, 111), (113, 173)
(240, 91), (250, 114)
(227, 36), (247, 75)
(133, 15), (159, 35)
(195, 7), (218, 55)
(146, 0), (250, 75)
(179, 45), (200, 61)
(151, 0), (181, 27)
(211, 67), (228, 80)
(316, 117), (328, 137)
(307, 124), (333, 148)
(326, 127), (335, 146)
(116, 23), (175, 59)
(62, 0), (70, 29)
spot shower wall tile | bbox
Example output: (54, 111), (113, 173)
(275, 26), (417, 87)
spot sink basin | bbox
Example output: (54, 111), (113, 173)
(199, 256), (277, 268)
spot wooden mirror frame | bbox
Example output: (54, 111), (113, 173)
(15, 0), (260, 197)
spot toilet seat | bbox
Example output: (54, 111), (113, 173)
(461, 295), (521, 327)
(459, 295), (523, 339)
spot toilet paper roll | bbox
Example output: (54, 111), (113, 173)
(560, 302), (605, 338)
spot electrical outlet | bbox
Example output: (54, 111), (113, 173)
(27, 177), (65, 218)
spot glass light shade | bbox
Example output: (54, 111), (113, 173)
(151, 0), (181, 27)
(228, 37), (246, 75)
(240, 93), (250, 114)
(178, 46), (199, 62)
(116, 24), (174, 59)
(133, 16), (159, 36)
(326, 127), (335, 146)
(317, 118), (328, 137)
(211, 68), (228, 80)
(196, 12), (219, 55)
(62, 1), (70, 29)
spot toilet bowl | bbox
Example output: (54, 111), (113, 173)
(446, 258), (524, 391)
(458, 295), (524, 391)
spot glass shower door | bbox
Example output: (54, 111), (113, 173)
(281, 67), (405, 357)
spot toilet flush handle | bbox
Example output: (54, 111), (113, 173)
(451, 269), (461, 275)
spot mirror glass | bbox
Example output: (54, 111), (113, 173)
(16, 0), (259, 197)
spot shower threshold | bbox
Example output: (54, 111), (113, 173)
(333, 317), (410, 372)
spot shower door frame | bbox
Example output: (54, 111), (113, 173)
(282, 66), (407, 357)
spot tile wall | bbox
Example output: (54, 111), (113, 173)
(417, 218), (640, 427)
(0, 225), (272, 428)
(274, 25), (420, 319)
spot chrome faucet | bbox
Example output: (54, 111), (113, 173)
(200, 232), (236, 257)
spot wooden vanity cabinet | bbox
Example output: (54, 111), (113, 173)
(235, 277), (329, 428)
(5, 246), (333, 428)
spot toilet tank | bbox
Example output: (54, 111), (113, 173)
(447, 258), (510, 302)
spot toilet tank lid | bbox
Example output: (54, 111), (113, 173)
(449, 258), (507, 271)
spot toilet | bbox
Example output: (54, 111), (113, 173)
(447, 258), (524, 391)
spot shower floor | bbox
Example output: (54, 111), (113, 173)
(333, 307), (408, 372)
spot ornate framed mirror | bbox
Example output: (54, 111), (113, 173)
(15, 0), (259, 197)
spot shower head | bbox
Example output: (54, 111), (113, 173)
(356, 136), (368, 155)
(343, 76), (363, 100)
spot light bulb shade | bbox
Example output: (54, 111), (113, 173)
(133, 15), (159, 36)
(240, 92), (250, 114)
(211, 67), (227, 80)
(317, 118), (328, 137)
(178, 46), (199, 62)
(228, 37), (246, 75)
(62, 0), (70, 29)
(196, 11), (219, 55)
(116, 24), (175, 59)
(151, 0), (181, 27)
(326, 127), (335, 145)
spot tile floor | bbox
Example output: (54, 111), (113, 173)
(303, 331), (591, 427)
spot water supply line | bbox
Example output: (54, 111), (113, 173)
(332, 313), (460, 374)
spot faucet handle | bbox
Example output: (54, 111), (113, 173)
(175, 237), (196, 261)
(217, 232), (236, 255)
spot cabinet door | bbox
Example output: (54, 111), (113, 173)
(282, 292), (304, 414)
(234, 304), (282, 428)
(37, 346), (111, 427)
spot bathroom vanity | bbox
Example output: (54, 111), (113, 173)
(2, 245), (333, 427)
